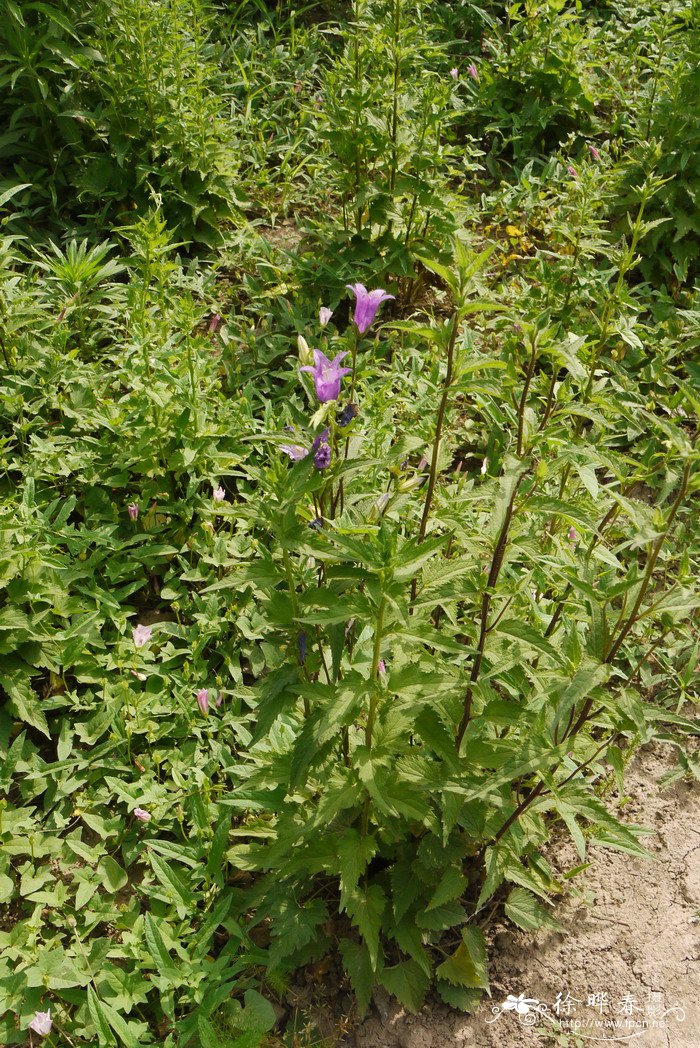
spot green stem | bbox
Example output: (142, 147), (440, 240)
(455, 474), (522, 750)
(186, 338), (198, 434)
(411, 311), (460, 600)
(389, 0), (401, 193)
(360, 594), (387, 835)
(282, 545), (310, 717)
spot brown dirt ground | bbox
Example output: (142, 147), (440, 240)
(342, 744), (700, 1048)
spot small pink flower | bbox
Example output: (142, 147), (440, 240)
(216, 690), (223, 707)
(127, 503), (139, 521)
(132, 624), (152, 647)
(568, 526), (578, 544)
(467, 62), (479, 81)
(319, 306), (333, 328)
(589, 145), (601, 162)
(28, 1010), (52, 1037)
(567, 164), (578, 179)
(450, 67), (459, 80)
(196, 688), (209, 715)
(133, 808), (151, 822)
(377, 660), (386, 674)
(130, 670), (147, 681)
(208, 313), (221, 334)
(212, 485), (226, 502)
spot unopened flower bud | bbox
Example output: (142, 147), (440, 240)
(297, 335), (314, 366)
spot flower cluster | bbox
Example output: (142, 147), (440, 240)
(280, 281), (392, 474)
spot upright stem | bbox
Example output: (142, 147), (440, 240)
(186, 337), (198, 434)
(565, 457), (692, 740)
(456, 328), (541, 748)
(360, 594), (386, 836)
(352, 0), (363, 234)
(410, 313), (460, 601)
(389, 0), (401, 193)
(282, 545), (310, 717)
(605, 460), (692, 664)
(365, 595), (386, 748)
(553, 192), (651, 510)
(516, 337), (538, 457)
(455, 474), (522, 750)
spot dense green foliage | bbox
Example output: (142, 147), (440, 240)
(1, 1), (698, 1046)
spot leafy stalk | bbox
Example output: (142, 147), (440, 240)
(411, 311), (460, 600)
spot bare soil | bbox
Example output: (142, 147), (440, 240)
(349, 744), (700, 1048)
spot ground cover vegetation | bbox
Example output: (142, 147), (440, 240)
(0, 0), (698, 1045)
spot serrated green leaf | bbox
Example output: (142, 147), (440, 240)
(505, 887), (563, 932)
(380, 960), (430, 1013)
(436, 926), (489, 991)
(437, 982), (483, 1012)
(426, 865), (468, 911)
(338, 829), (377, 908)
(415, 899), (467, 931)
(339, 938), (374, 1016)
(346, 885), (385, 970)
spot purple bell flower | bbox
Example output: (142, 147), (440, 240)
(345, 283), (395, 335)
(313, 443), (331, 471)
(280, 443), (309, 461)
(337, 402), (359, 427)
(300, 348), (352, 403)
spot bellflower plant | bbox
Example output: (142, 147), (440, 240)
(313, 443), (331, 471)
(345, 283), (395, 335)
(300, 348), (352, 402)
